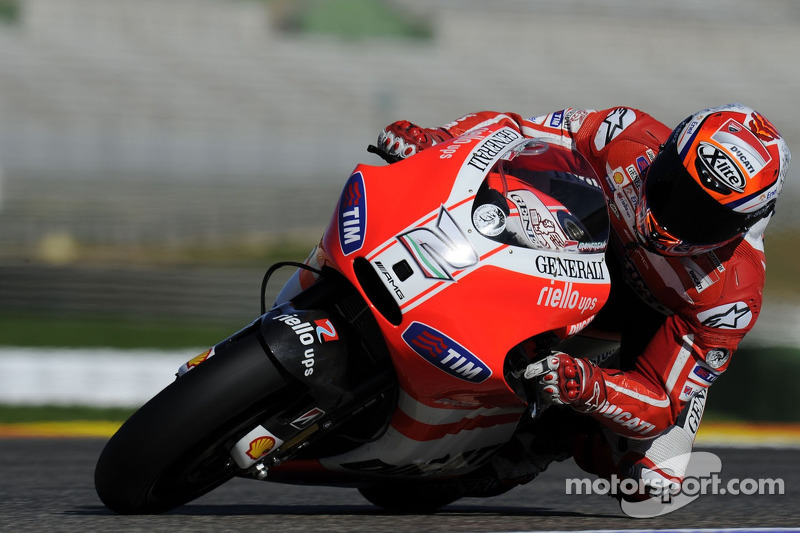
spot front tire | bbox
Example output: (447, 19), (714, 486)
(95, 341), (293, 514)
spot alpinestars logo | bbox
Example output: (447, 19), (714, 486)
(697, 302), (753, 330)
(402, 322), (491, 383)
(594, 108), (636, 151)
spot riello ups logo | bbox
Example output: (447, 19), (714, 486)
(402, 322), (491, 384)
(272, 313), (339, 377)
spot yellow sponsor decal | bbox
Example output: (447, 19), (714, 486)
(245, 435), (276, 460)
(185, 348), (213, 370)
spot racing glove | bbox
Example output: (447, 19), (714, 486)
(525, 352), (607, 413)
(370, 120), (453, 163)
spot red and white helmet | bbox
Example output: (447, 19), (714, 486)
(636, 103), (790, 256)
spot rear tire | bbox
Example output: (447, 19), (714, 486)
(95, 343), (293, 514)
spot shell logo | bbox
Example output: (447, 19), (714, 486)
(245, 436), (276, 460)
(185, 349), (212, 369)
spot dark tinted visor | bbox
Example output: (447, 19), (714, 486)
(644, 143), (754, 245)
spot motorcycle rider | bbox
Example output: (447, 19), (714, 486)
(372, 104), (790, 501)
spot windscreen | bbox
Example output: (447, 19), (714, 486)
(470, 139), (609, 254)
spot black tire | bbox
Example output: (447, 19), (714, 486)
(94, 343), (293, 514)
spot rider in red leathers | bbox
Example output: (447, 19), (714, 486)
(372, 104), (790, 501)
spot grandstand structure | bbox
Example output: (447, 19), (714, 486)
(1, 0), (797, 185)
(0, 0), (797, 321)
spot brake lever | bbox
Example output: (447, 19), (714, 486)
(367, 144), (402, 164)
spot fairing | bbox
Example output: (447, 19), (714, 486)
(272, 124), (612, 481)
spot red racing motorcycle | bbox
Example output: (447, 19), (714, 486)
(95, 123), (613, 514)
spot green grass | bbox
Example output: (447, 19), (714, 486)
(271, 0), (432, 41)
(0, 313), (242, 349)
(764, 229), (800, 298)
(0, 0), (19, 24)
(706, 345), (800, 422)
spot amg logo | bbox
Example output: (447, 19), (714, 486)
(375, 260), (405, 300)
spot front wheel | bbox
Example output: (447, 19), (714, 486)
(94, 337), (294, 514)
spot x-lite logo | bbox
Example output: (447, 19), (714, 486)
(697, 143), (746, 193)
(398, 207), (478, 281)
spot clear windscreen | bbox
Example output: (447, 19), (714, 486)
(471, 139), (609, 254)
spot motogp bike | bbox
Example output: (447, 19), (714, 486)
(95, 122), (614, 514)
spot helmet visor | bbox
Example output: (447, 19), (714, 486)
(644, 143), (755, 246)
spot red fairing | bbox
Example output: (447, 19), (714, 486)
(273, 123), (615, 482)
(317, 124), (610, 413)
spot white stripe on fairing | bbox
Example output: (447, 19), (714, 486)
(0, 347), (196, 406)
(396, 389), (523, 425)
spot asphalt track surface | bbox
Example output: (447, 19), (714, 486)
(1, 439), (798, 533)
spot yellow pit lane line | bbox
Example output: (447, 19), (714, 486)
(0, 421), (123, 438)
(695, 422), (800, 448)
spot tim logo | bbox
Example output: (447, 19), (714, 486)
(398, 207), (478, 280)
(402, 322), (491, 383)
(339, 172), (367, 255)
(314, 318), (339, 342)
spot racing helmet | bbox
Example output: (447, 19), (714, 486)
(636, 103), (790, 256)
